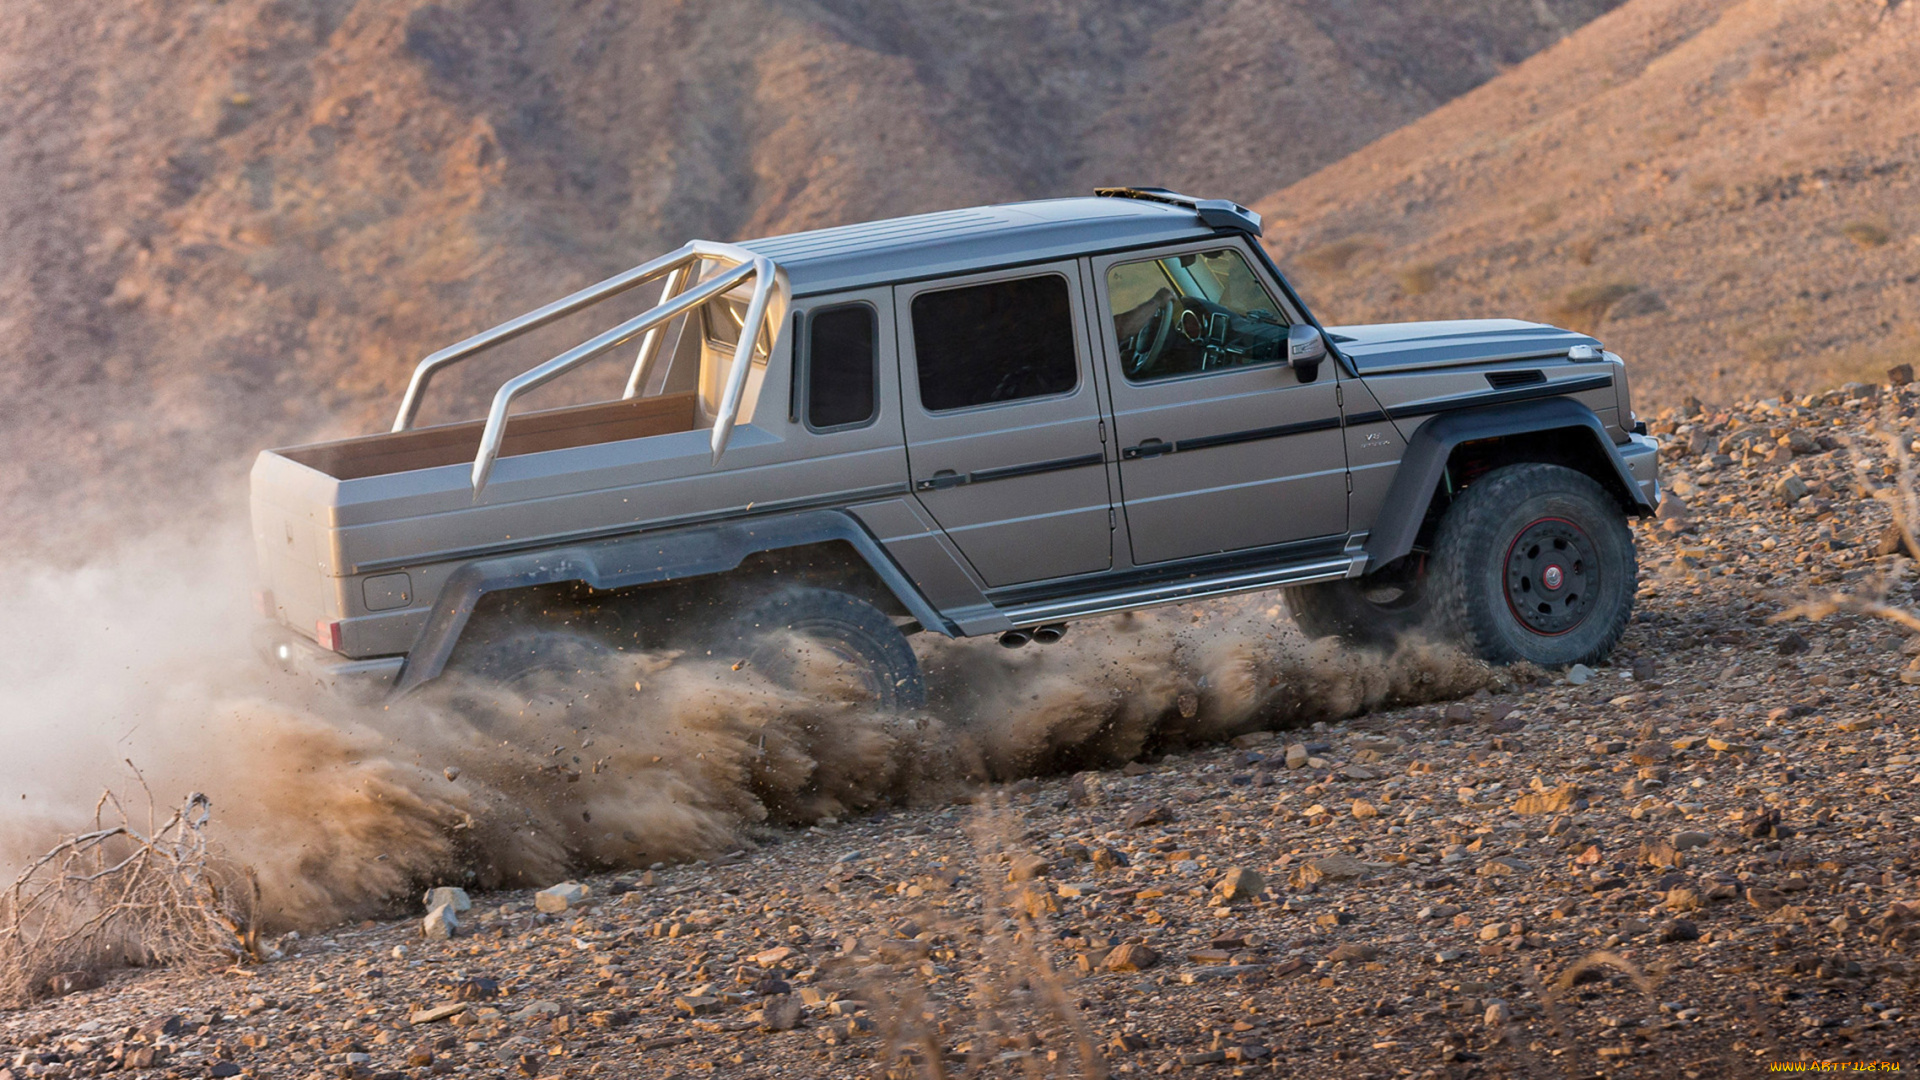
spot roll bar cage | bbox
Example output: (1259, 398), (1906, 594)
(389, 240), (789, 494)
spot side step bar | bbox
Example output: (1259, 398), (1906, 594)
(995, 556), (1355, 626)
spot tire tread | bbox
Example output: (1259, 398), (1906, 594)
(1426, 463), (1636, 666)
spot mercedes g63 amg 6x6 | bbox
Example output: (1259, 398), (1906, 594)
(251, 188), (1659, 705)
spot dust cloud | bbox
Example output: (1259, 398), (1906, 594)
(0, 525), (1494, 934)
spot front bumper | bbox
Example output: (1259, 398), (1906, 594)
(256, 626), (404, 702)
(1618, 432), (1661, 509)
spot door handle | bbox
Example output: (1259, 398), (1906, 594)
(915, 469), (969, 492)
(1121, 438), (1173, 460)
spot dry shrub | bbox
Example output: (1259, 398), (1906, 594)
(836, 798), (1106, 1079)
(0, 780), (255, 1006)
(1807, 332), (1920, 392)
(1842, 220), (1892, 248)
(1742, 332), (1797, 365)
(1547, 950), (1654, 995)
(1516, 950), (1661, 1077)
(1777, 416), (1920, 638)
(1294, 236), (1380, 275)
(1549, 281), (1641, 333)
(1395, 261), (1442, 296)
(1525, 202), (1560, 228)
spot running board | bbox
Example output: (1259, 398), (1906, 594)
(995, 557), (1356, 626)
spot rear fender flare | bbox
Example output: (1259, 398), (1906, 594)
(1363, 397), (1653, 569)
(391, 509), (949, 696)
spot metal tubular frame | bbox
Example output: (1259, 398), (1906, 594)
(621, 263), (691, 400)
(384, 241), (787, 496)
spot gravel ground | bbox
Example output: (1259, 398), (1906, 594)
(7, 385), (1920, 1079)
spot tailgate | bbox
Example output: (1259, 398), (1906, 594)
(250, 449), (342, 642)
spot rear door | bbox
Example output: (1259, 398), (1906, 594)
(895, 264), (1113, 588)
(1092, 241), (1348, 565)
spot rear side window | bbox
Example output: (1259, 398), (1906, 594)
(910, 275), (1078, 412)
(806, 304), (877, 429)
(703, 297), (768, 358)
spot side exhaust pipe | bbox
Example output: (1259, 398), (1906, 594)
(1031, 623), (1068, 644)
(998, 629), (1033, 649)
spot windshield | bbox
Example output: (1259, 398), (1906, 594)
(1107, 248), (1289, 381)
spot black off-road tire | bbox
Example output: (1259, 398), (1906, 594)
(1288, 463), (1635, 668)
(1285, 557), (1437, 647)
(444, 629), (617, 709)
(1426, 462), (1636, 666)
(728, 587), (926, 710)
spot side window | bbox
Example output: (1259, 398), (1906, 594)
(805, 304), (877, 429)
(703, 297), (768, 358)
(1107, 248), (1290, 382)
(910, 275), (1078, 412)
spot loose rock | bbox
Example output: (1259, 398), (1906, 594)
(535, 881), (590, 913)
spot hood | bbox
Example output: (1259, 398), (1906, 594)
(1324, 318), (1600, 375)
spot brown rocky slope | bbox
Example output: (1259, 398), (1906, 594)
(1258, 0), (1920, 414)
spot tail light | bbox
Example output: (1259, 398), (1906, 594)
(315, 619), (344, 652)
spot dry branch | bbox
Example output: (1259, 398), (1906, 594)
(0, 775), (256, 1006)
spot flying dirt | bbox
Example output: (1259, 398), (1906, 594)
(0, 521), (1496, 937)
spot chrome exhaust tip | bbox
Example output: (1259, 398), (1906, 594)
(1031, 623), (1068, 644)
(998, 629), (1033, 649)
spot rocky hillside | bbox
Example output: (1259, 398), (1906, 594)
(0, 0), (1621, 555)
(6, 384), (1920, 1076)
(1259, 0), (1920, 412)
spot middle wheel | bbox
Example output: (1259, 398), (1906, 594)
(724, 586), (926, 710)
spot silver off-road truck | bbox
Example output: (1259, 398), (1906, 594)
(251, 188), (1660, 705)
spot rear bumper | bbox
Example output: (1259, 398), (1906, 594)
(1618, 432), (1661, 509)
(256, 626), (404, 702)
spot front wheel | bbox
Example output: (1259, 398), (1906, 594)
(1288, 463), (1636, 667)
(1426, 462), (1636, 666)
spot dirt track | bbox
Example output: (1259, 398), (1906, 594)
(6, 387), (1920, 1077)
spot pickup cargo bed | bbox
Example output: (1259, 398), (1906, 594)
(279, 392), (699, 481)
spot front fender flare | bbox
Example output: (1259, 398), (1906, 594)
(391, 509), (949, 696)
(1363, 397), (1655, 570)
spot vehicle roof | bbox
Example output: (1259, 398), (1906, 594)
(740, 196), (1227, 296)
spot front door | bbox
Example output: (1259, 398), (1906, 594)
(895, 263), (1113, 588)
(1093, 241), (1348, 565)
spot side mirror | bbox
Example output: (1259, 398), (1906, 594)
(1287, 324), (1327, 382)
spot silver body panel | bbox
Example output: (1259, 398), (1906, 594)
(1328, 319), (1600, 374)
(893, 262), (1114, 588)
(1088, 239), (1347, 566)
(743, 199), (1215, 297)
(1619, 433), (1661, 505)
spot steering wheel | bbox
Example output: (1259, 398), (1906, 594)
(1126, 294), (1180, 376)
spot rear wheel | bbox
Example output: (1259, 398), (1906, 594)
(444, 629), (617, 710)
(725, 587), (925, 710)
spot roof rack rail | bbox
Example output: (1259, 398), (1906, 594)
(1093, 187), (1262, 237)
(389, 240), (788, 495)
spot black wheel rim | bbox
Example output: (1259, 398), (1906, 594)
(1503, 517), (1597, 636)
